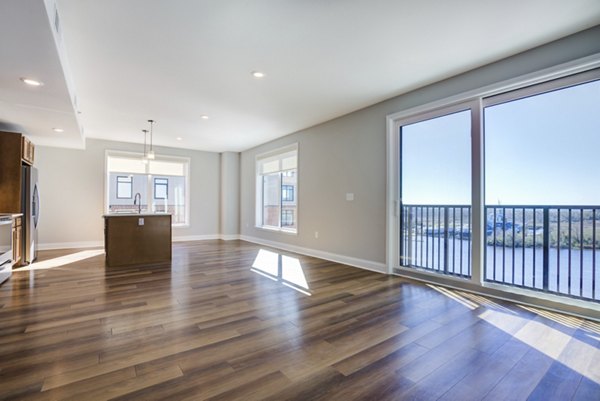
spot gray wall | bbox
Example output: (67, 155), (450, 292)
(36, 138), (220, 246)
(219, 152), (240, 236)
(240, 26), (600, 265)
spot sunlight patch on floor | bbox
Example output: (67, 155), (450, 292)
(281, 255), (309, 290)
(426, 284), (478, 310)
(517, 304), (600, 335)
(15, 249), (105, 271)
(251, 249), (311, 296)
(252, 249), (279, 277)
(455, 290), (516, 314)
(479, 308), (600, 384)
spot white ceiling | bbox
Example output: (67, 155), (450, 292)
(0, 0), (83, 148)
(1, 1), (600, 152)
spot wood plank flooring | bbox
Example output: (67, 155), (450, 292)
(0, 240), (599, 400)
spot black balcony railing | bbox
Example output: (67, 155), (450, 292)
(401, 205), (472, 278)
(486, 206), (599, 302)
(400, 204), (600, 302)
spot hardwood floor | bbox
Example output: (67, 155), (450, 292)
(0, 240), (598, 400)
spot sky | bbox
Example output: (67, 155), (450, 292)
(401, 78), (600, 206)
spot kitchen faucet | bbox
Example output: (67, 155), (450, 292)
(133, 193), (142, 214)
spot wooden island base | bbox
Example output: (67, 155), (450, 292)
(103, 214), (172, 267)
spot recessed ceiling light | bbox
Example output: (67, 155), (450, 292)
(20, 77), (43, 86)
(251, 71), (265, 78)
(176, 137), (183, 141)
(201, 115), (209, 120)
(52, 128), (64, 133)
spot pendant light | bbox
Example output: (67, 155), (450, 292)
(147, 119), (156, 160)
(142, 129), (149, 164)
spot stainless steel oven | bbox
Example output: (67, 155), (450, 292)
(0, 215), (12, 284)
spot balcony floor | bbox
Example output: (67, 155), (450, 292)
(0, 240), (598, 400)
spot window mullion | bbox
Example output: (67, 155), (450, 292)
(470, 99), (484, 285)
(279, 172), (283, 229)
(147, 174), (152, 213)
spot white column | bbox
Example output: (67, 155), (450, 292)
(220, 152), (240, 238)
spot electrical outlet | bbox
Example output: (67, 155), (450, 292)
(315, 231), (319, 239)
(138, 218), (145, 226)
(346, 193), (354, 201)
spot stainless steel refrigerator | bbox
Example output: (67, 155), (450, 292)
(22, 165), (39, 264)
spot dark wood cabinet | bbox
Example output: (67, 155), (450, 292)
(104, 214), (172, 267)
(12, 216), (22, 266)
(0, 131), (35, 213)
(21, 136), (35, 166)
(0, 132), (24, 214)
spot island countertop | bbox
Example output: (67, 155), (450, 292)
(103, 213), (170, 218)
(104, 214), (172, 267)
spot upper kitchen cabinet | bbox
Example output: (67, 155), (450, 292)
(21, 136), (35, 166)
(0, 131), (34, 213)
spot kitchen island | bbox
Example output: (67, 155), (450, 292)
(103, 213), (171, 267)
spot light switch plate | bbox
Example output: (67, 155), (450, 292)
(138, 218), (144, 226)
(346, 193), (354, 201)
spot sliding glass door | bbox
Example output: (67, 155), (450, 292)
(393, 67), (600, 304)
(400, 106), (472, 277)
(484, 76), (600, 301)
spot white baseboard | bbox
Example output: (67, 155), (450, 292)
(220, 234), (240, 241)
(38, 234), (233, 250)
(172, 234), (221, 242)
(239, 235), (387, 274)
(37, 235), (384, 276)
(38, 241), (104, 251)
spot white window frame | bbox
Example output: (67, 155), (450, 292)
(386, 54), (600, 314)
(255, 143), (299, 234)
(104, 150), (191, 227)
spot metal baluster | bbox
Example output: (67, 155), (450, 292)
(438, 207), (442, 271)
(401, 206), (405, 265)
(580, 208), (584, 297)
(568, 208), (572, 295)
(593, 209), (597, 300)
(420, 207), (424, 267)
(512, 207), (516, 285)
(557, 209), (561, 293)
(408, 207), (414, 266)
(426, 207), (429, 269)
(542, 208), (549, 291)
(493, 208), (497, 281)
(531, 208), (537, 288)
(468, 207), (471, 276)
(452, 207), (456, 275)
(460, 207), (471, 274)
(522, 208), (526, 286)
(444, 207), (449, 274)
(502, 208), (506, 283)
(436, 207), (439, 270)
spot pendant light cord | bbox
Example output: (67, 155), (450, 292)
(142, 129), (148, 157)
(148, 120), (155, 152)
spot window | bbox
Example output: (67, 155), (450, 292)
(282, 210), (294, 227)
(154, 178), (168, 200)
(116, 176), (132, 199)
(256, 144), (298, 233)
(282, 185), (294, 202)
(106, 152), (190, 226)
(388, 65), (600, 306)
